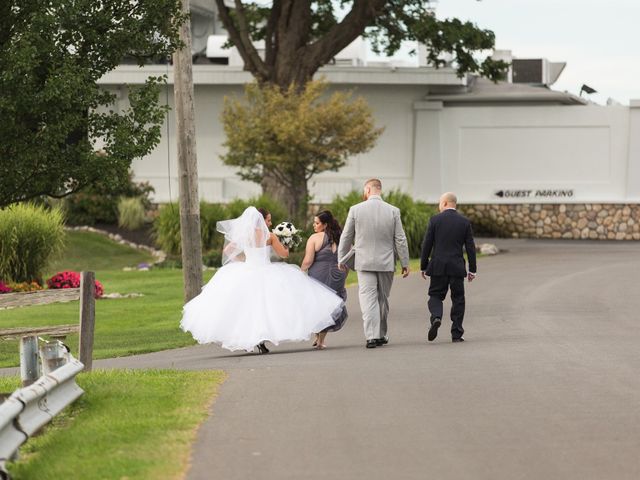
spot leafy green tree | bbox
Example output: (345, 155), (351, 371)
(214, 1), (507, 212)
(214, 1), (507, 89)
(222, 80), (383, 220)
(0, 0), (186, 207)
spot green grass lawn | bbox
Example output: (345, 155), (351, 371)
(0, 269), (215, 368)
(47, 230), (155, 274)
(0, 369), (225, 480)
(0, 231), (211, 368)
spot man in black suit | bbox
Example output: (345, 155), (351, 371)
(420, 192), (477, 343)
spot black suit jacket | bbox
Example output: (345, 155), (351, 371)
(420, 209), (477, 277)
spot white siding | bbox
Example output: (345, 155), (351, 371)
(122, 79), (639, 205)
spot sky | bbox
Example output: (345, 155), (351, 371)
(370, 0), (639, 105)
(431, 0), (640, 105)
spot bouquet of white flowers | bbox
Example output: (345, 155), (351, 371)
(273, 221), (303, 249)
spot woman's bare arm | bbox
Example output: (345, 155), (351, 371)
(269, 232), (289, 258)
(300, 234), (320, 271)
(222, 241), (244, 262)
(223, 241), (236, 255)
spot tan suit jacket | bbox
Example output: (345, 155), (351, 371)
(338, 196), (410, 272)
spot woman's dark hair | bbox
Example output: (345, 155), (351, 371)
(316, 210), (342, 245)
(257, 208), (270, 220)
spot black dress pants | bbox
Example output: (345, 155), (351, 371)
(427, 275), (465, 340)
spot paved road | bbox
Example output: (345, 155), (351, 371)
(4, 239), (640, 479)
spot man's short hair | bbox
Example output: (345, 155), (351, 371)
(442, 192), (458, 205)
(365, 178), (382, 190)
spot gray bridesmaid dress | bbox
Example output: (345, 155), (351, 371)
(308, 233), (348, 332)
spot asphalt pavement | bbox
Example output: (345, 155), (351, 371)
(4, 239), (640, 479)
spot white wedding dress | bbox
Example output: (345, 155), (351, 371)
(180, 207), (344, 352)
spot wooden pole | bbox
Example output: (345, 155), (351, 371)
(78, 271), (95, 371)
(20, 336), (39, 387)
(174, 0), (203, 302)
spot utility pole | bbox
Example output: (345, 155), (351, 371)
(174, 0), (203, 302)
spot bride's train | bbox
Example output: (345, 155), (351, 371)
(181, 246), (344, 352)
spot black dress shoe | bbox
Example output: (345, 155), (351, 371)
(366, 340), (377, 349)
(452, 338), (465, 343)
(428, 318), (441, 342)
(375, 336), (389, 346)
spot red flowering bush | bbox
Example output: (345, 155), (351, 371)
(94, 280), (104, 298)
(0, 281), (12, 294)
(46, 271), (104, 298)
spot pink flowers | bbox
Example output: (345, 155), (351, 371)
(46, 271), (104, 298)
(0, 274), (103, 298)
(93, 281), (104, 298)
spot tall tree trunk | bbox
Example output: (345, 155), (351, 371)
(261, 168), (308, 223)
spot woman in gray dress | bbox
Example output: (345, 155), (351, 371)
(301, 210), (348, 349)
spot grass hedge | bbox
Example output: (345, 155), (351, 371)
(0, 203), (65, 283)
(154, 191), (436, 265)
(153, 195), (289, 258)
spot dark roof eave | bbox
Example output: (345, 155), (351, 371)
(426, 92), (587, 106)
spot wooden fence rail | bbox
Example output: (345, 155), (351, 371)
(0, 271), (96, 374)
(0, 288), (80, 309)
(0, 325), (79, 341)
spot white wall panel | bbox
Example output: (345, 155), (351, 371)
(126, 80), (636, 205)
(458, 126), (611, 183)
(435, 105), (630, 203)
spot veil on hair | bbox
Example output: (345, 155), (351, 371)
(217, 206), (269, 265)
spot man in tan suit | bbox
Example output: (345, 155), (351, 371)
(338, 179), (410, 348)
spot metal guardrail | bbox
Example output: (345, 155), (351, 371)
(0, 346), (84, 479)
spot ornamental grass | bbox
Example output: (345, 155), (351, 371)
(117, 196), (146, 231)
(0, 203), (65, 283)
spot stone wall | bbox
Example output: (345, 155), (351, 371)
(459, 204), (640, 240)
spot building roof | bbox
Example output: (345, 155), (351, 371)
(426, 77), (586, 106)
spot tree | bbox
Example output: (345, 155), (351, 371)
(222, 80), (382, 220)
(0, 0), (186, 207)
(214, 1), (508, 211)
(214, 1), (507, 89)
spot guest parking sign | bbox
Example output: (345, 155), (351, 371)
(494, 189), (575, 199)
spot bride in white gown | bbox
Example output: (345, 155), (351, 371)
(180, 206), (344, 353)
